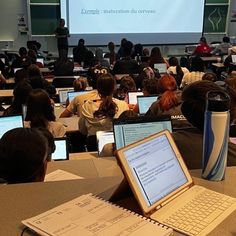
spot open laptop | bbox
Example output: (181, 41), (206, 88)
(36, 58), (44, 66)
(96, 131), (114, 156)
(0, 58), (5, 64)
(116, 130), (236, 236)
(0, 115), (23, 138)
(58, 89), (73, 105)
(127, 91), (144, 105)
(113, 116), (172, 150)
(232, 54), (236, 64)
(154, 63), (167, 74)
(67, 91), (90, 103)
(51, 138), (69, 161)
(137, 95), (158, 115)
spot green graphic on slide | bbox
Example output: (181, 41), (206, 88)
(204, 5), (228, 33)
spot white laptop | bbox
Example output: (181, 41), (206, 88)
(36, 58), (44, 66)
(232, 54), (236, 64)
(0, 58), (5, 64)
(67, 91), (90, 103)
(0, 115), (23, 138)
(116, 130), (236, 236)
(137, 95), (158, 115)
(51, 138), (68, 161)
(127, 91), (144, 105)
(113, 116), (172, 150)
(154, 63), (167, 74)
(96, 131), (114, 156)
(14, 68), (22, 74)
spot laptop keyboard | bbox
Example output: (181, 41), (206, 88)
(163, 189), (236, 236)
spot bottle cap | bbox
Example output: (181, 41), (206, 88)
(206, 91), (230, 112)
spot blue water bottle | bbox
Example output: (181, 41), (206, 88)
(202, 91), (230, 181)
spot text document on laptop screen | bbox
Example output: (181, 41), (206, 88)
(114, 121), (172, 149)
(123, 133), (188, 206)
(51, 140), (67, 160)
(60, 0), (205, 45)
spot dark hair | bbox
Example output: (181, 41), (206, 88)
(73, 77), (87, 91)
(123, 41), (133, 57)
(223, 36), (230, 43)
(108, 41), (115, 51)
(190, 56), (205, 72)
(168, 57), (184, 86)
(19, 47), (27, 57)
(149, 47), (165, 67)
(119, 76), (136, 93)
(4, 81), (32, 116)
(200, 36), (207, 44)
(94, 73), (118, 119)
(25, 89), (56, 128)
(142, 78), (158, 95)
(27, 64), (41, 78)
(118, 110), (139, 120)
(157, 74), (179, 111)
(0, 128), (48, 183)
(181, 80), (223, 131)
(202, 72), (217, 82)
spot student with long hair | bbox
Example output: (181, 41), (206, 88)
(148, 47), (169, 69)
(79, 73), (129, 150)
(145, 74), (191, 129)
(24, 89), (66, 137)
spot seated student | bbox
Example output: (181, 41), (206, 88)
(27, 64), (56, 96)
(145, 74), (191, 129)
(104, 41), (118, 66)
(112, 40), (140, 75)
(113, 75), (137, 101)
(173, 80), (236, 169)
(148, 46), (169, 69)
(192, 36), (212, 56)
(24, 89), (66, 138)
(79, 73), (129, 150)
(59, 80), (99, 118)
(167, 56), (189, 87)
(0, 128), (49, 184)
(211, 36), (232, 56)
(133, 78), (158, 113)
(11, 47), (28, 69)
(54, 49), (74, 76)
(95, 48), (110, 68)
(4, 81), (32, 116)
(180, 56), (205, 89)
(224, 46), (236, 73)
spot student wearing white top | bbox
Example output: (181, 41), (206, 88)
(180, 56), (205, 89)
(79, 74), (129, 150)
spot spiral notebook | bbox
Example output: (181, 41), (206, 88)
(22, 193), (173, 236)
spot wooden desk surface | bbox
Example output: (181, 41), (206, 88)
(200, 56), (221, 62)
(0, 89), (13, 97)
(1, 159), (236, 236)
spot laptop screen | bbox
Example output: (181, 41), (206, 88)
(67, 91), (90, 103)
(154, 63), (167, 73)
(128, 91), (144, 105)
(232, 55), (236, 63)
(51, 138), (68, 161)
(96, 131), (114, 156)
(36, 58), (44, 66)
(113, 117), (172, 150)
(121, 131), (188, 206)
(137, 95), (158, 114)
(0, 58), (5, 64)
(0, 115), (23, 138)
(58, 89), (73, 104)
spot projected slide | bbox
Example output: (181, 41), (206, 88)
(61, 0), (205, 45)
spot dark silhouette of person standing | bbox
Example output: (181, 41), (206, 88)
(55, 19), (70, 58)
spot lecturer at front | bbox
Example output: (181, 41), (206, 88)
(54, 18), (70, 58)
